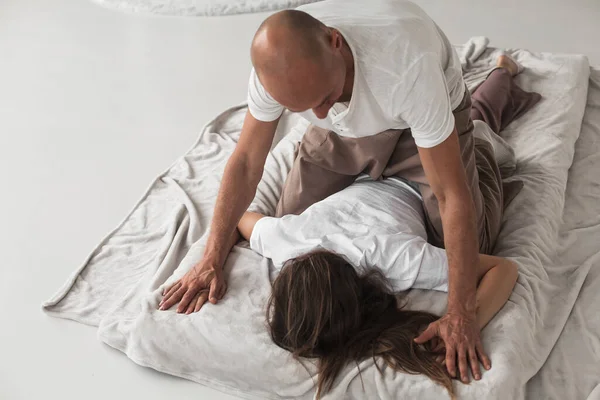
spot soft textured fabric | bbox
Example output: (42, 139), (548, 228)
(90, 0), (322, 17)
(525, 68), (600, 400)
(42, 39), (592, 400)
(472, 120), (517, 178)
(247, 0), (464, 148)
(249, 176), (451, 292)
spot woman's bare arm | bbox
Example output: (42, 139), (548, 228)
(474, 254), (519, 330)
(237, 211), (266, 241)
(431, 254), (518, 378)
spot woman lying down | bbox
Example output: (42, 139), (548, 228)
(237, 175), (518, 399)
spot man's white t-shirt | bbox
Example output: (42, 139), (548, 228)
(249, 176), (450, 292)
(247, 0), (465, 148)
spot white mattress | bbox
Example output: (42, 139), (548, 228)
(42, 39), (594, 399)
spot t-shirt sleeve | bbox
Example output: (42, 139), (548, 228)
(249, 215), (324, 267)
(247, 68), (285, 122)
(393, 53), (456, 148)
(410, 240), (449, 292)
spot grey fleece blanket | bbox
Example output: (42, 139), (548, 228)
(43, 38), (592, 399)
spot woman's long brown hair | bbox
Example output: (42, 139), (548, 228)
(267, 251), (454, 399)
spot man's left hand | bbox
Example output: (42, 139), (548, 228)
(414, 312), (491, 383)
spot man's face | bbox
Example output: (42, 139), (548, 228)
(306, 60), (346, 119)
(261, 51), (346, 119)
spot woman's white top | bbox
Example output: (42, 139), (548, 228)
(249, 176), (449, 292)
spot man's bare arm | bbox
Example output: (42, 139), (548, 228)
(204, 112), (279, 270)
(160, 111), (279, 313)
(418, 128), (479, 316)
(413, 128), (488, 383)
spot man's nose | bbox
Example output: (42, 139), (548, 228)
(313, 106), (330, 119)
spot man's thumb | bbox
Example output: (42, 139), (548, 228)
(208, 279), (220, 304)
(414, 324), (436, 344)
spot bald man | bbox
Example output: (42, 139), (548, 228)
(159, 0), (541, 385)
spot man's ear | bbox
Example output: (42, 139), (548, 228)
(329, 28), (343, 51)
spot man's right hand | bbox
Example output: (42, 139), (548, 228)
(158, 111), (277, 315)
(159, 260), (227, 314)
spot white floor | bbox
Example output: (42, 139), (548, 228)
(1, 1), (599, 399)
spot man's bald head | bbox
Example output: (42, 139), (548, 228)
(250, 10), (349, 115)
(251, 10), (329, 78)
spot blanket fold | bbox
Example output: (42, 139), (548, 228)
(43, 38), (592, 400)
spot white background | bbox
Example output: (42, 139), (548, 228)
(1, 0), (599, 399)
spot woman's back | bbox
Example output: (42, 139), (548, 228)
(250, 176), (450, 291)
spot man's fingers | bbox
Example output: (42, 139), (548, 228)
(458, 346), (470, 383)
(209, 278), (225, 304)
(177, 288), (200, 313)
(445, 345), (457, 378)
(414, 323), (437, 344)
(436, 354), (445, 364)
(162, 281), (179, 296)
(469, 347), (481, 380)
(160, 286), (186, 310)
(194, 291), (209, 313)
(476, 341), (492, 370)
(161, 281), (179, 296)
(218, 281), (227, 300)
(185, 294), (198, 315)
(160, 282), (181, 307)
(432, 339), (446, 353)
(208, 279), (218, 303)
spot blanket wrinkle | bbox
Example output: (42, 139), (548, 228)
(43, 38), (595, 400)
